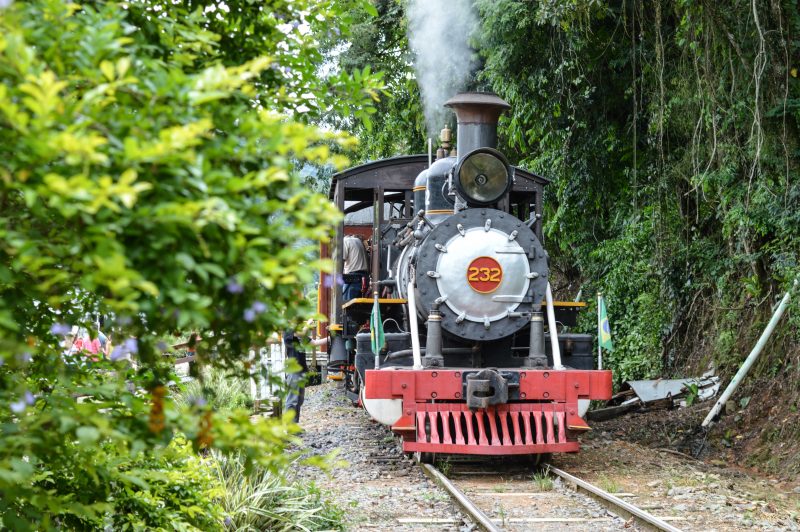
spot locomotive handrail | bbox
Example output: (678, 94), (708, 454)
(545, 283), (564, 370)
(341, 297), (407, 309)
(407, 280), (423, 369)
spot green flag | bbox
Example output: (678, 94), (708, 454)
(370, 295), (385, 355)
(598, 294), (613, 351)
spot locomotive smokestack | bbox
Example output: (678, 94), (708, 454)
(444, 92), (510, 157)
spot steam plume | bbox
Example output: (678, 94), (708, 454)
(407, 0), (478, 136)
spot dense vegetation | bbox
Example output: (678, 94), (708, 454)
(1, 0), (797, 525)
(0, 0), (379, 527)
(332, 0), (799, 388)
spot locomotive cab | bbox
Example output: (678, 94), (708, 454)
(319, 93), (613, 457)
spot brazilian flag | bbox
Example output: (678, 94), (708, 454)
(370, 295), (385, 355)
(598, 294), (613, 351)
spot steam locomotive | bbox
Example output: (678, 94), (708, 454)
(318, 93), (612, 458)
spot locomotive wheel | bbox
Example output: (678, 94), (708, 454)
(413, 451), (436, 464)
(523, 453), (551, 468)
(344, 368), (361, 406)
(350, 371), (362, 407)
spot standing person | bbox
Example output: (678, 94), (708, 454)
(283, 325), (325, 423)
(97, 326), (111, 358)
(342, 234), (369, 302)
(73, 327), (102, 361)
(282, 329), (307, 423)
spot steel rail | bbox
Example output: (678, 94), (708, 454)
(419, 463), (502, 532)
(547, 465), (683, 532)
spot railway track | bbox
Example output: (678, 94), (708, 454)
(418, 459), (683, 532)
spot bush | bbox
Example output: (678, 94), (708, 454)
(212, 452), (344, 532)
(0, 0), (380, 527)
(107, 439), (225, 531)
(173, 365), (254, 415)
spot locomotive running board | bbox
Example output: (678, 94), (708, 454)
(406, 402), (579, 455)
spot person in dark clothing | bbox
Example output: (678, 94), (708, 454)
(283, 328), (326, 423)
(283, 330), (307, 423)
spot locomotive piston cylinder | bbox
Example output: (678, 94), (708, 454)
(525, 311), (547, 369)
(423, 302), (444, 368)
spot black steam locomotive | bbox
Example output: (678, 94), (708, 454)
(318, 93), (611, 457)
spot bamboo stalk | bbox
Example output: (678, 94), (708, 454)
(702, 279), (798, 427)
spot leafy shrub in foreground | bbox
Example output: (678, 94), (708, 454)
(213, 452), (344, 532)
(173, 365), (254, 415)
(106, 438), (225, 531)
(0, 0), (381, 527)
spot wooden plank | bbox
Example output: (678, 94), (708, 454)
(397, 518), (462, 524)
(398, 516), (687, 524)
(586, 402), (640, 421)
(472, 492), (637, 497)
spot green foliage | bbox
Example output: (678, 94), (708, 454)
(212, 452), (345, 532)
(474, 0), (799, 381)
(0, 0), (380, 527)
(321, 0), (428, 159)
(0, 358), (226, 530)
(107, 438), (225, 531)
(531, 472), (554, 491)
(0, 0), (349, 359)
(684, 383), (700, 406)
(437, 458), (453, 476)
(173, 365), (253, 415)
(597, 474), (621, 494)
(324, 0), (799, 387)
(579, 216), (671, 383)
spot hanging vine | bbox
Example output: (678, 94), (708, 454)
(473, 0), (799, 383)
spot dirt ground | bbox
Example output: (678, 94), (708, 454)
(298, 379), (800, 530)
(557, 436), (800, 529)
(591, 392), (800, 481)
(582, 399), (800, 529)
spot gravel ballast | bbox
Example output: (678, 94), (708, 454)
(295, 381), (800, 531)
(296, 381), (473, 531)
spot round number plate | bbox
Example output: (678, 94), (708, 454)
(466, 256), (503, 294)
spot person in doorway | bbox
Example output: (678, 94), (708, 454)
(342, 234), (369, 301)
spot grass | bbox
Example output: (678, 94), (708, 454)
(597, 475), (621, 494)
(531, 472), (554, 491)
(173, 365), (254, 414)
(420, 490), (450, 503)
(212, 452), (345, 531)
(495, 503), (507, 528)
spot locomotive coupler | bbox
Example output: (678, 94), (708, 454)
(463, 369), (519, 409)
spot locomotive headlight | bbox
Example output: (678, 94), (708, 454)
(454, 148), (512, 206)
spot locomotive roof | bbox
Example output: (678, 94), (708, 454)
(328, 154), (549, 201)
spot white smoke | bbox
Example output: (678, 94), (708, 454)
(407, 0), (478, 136)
